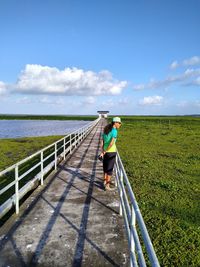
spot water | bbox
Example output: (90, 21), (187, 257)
(0, 120), (90, 139)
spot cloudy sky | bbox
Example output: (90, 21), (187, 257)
(0, 0), (200, 115)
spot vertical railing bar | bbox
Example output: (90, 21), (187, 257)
(118, 175), (131, 215)
(78, 130), (80, 144)
(54, 143), (57, 170)
(41, 151), (44, 185)
(130, 205), (137, 267)
(64, 138), (66, 160)
(75, 132), (77, 148)
(70, 134), (72, 154)
(15, 165), (19, 214)
(119, 192), (131, 242)
(119, 169), (123, 216)
(114, 166), (118, 188)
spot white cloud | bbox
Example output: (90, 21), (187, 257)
(13, 64), (127, 96)
(0, 81), (7, 95)
(183, 56), (200, 66)
(170, 61), (179, 70)
(170, 56), (200, 70)
(187, 76), (200, 86)
(133, 68), (200, 90)
(139, 96), (163, 106)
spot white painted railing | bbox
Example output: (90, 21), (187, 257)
(115, 152), (160, 267)
(0, 118), (100, 219)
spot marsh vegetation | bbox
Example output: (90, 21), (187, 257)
(117, 116), (200, 266)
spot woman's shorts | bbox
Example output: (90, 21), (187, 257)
(103, 152), (117, 175)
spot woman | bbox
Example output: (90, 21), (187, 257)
(100, 117), (122, 190)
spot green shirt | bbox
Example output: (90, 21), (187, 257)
(102, 128), (118, 153)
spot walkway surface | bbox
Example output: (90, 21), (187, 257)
(0, 119), (129, 267)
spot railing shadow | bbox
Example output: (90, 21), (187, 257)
(56, 173), (118, 215)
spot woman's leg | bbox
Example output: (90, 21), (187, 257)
(103, 172), (107, 186)
(103, 152), (116, 190)
(103, 154), (108, 187)
(103, 173), (111, 188)
(105, 174), (112, 190)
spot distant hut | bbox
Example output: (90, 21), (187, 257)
(97, 111), (109, 118)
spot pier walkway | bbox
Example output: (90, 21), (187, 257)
(0, 119), (128, 267)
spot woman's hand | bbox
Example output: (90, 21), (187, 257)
(100, 152), (105, 157)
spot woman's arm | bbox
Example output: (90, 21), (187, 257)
(100, 139), (104, 153)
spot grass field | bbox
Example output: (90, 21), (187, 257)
(0, 136), (64, 172)
(117, 116), (200, 266)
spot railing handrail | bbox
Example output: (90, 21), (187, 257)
(0, 118), (100, 219)
(115, 151), (160, 267)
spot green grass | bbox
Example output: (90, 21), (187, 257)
(116, 116), (200, 266)
(0, 136), (64, 171)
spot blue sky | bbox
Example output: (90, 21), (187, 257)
(0, 0), (200, 115)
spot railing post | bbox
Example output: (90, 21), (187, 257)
(41, 151), (44, 185)
(64, 138), (66, 160)
(114, 157), (118, 188)
(70, 134), (72, 154)
(55, 143), (57, 170)
(75, 132), (77, 148)
(81, 128), (83, 141)
(115, 173), (117, 187)
(15, 165), (19, 214)
(130, 205), (136, 267)
(119, 169), (123, 216)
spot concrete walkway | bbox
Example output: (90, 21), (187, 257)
(0, 119), (129, 267)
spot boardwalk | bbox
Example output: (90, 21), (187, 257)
(0, 119), (129, 267)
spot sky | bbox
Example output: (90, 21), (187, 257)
(0, 0), (200, 116)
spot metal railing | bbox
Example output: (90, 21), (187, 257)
(0, 118), (100, 219)
(115, 152), (160, 267)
